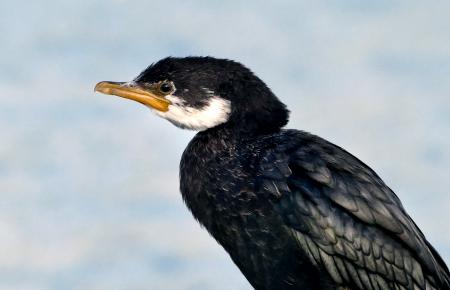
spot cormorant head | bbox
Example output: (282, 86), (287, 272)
(95, 57), (289, 134)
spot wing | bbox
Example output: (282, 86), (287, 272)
(256, 131), (450, 290)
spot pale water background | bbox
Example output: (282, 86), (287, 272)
(0, 1), (449, 289)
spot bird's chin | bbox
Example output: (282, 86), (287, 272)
(152, 95), (232, 131)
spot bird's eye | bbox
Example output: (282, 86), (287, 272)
(159, 82), (174, 94)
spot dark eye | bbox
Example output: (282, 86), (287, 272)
(159, 81), (174, 94)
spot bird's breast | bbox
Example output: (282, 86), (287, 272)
(180, 141), (252, 222)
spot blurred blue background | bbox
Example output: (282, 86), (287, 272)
(1, 1), (449, 289)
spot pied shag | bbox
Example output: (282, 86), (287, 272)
(95, 56), (450, 290)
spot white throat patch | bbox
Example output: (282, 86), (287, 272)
(152, 95), (231, 130)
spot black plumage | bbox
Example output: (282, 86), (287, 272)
(95, 57), (450, 290)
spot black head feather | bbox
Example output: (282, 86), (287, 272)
(135, 56), (290, 134)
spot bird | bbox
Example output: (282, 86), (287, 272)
(94, 56), (450, 290)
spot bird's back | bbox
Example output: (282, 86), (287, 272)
(180, 127), (450, 290)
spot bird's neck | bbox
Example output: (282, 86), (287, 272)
(194, 125), (240, 154)
(196, 122), (279, 152)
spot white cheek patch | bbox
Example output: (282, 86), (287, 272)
(152, 95), (232, 131)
